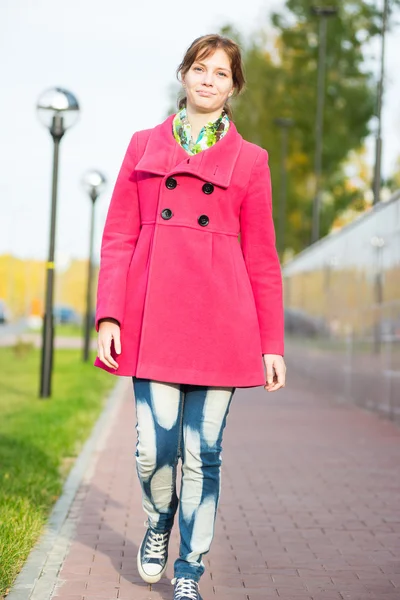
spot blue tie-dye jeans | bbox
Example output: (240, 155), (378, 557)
(132, 377), (236, 582)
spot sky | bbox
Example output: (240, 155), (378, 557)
(1, 0), (399, 267)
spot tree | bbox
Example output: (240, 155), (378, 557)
(384, 155), (400, 192)
(228, 1), (397, 253)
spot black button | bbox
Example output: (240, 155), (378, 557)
(165, 177), (177, 190)
(198, 214), (209, 227)
(202, 182), (214, 195)
(161, 208), (173, 220)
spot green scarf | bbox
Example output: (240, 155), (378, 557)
(172, 107), (230, 155)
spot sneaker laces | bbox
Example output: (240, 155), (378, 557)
(143, 523), (169, 560)
(171, 577), (199, 600)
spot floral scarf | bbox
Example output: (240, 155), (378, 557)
(172, 107), (230, 155)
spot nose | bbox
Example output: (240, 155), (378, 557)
(201, 70), (214, 86)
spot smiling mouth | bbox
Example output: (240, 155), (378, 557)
(197, 90), (214, 97)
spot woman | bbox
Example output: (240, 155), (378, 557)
(95, 34), (286, 600)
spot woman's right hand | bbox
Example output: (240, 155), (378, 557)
(97, 318), (121, 370)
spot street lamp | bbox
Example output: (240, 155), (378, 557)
(274, 117), (294, 255)
(373, 0), (389, 206)
(81, 170), (107, 362)
(310, 6), (337, 244)
(36, 87), (80, 398)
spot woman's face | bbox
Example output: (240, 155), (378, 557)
(182, 48), (234, 114)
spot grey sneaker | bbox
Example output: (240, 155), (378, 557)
(137, 521), (171, 584)
(172, 577), (202, 600)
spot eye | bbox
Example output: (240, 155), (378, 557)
(218, 71), (228, 77)
(193, 66), (203, 72)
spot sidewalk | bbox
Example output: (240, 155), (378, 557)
(14, 371), (400, 600)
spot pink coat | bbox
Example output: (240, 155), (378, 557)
(94, 113), (284, 387)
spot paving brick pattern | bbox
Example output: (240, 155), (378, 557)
(52, 373), (400, 600)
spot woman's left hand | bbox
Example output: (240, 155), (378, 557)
(263, 354), (286, 392)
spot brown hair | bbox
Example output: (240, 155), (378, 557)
(176, 34), (246, 120)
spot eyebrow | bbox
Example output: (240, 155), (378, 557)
(194, 61), (232, 73)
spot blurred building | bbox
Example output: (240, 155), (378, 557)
(283, 190), (400, 421)
(0, 256), (98, 320)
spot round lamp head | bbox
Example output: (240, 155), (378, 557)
(36, 87), (80, 132)
(311, 6), (338, 17)
(370, 236), (385, 248)
(81, 169), (107, 200)
(274, 117), (295, 128)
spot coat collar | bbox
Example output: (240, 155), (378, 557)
(134, 113), (243, 188)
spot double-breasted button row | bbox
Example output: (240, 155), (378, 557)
(165, 177), (214, 195)
(162, 176), (213, 226)
(161, 209), (209, 227)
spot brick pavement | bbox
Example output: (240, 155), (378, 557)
(51, 372), (400, 600)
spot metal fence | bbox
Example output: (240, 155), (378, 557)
(283, 190), (400, 421)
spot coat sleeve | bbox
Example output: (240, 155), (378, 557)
(95, 133), (140, 332)
(239, 148), (284, 356)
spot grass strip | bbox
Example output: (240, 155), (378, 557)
(0, 345), (115, 598)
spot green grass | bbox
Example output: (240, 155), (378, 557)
(0, 345), (115, 598)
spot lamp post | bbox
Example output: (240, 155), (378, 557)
(372, 0), (389, 206)
(36, 87), (80, 398)
(81, 170), (107, 362)
(274, 117), (294, 255)
(311, 6), (337, 244)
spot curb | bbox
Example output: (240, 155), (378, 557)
(5, 377), (130, 600)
